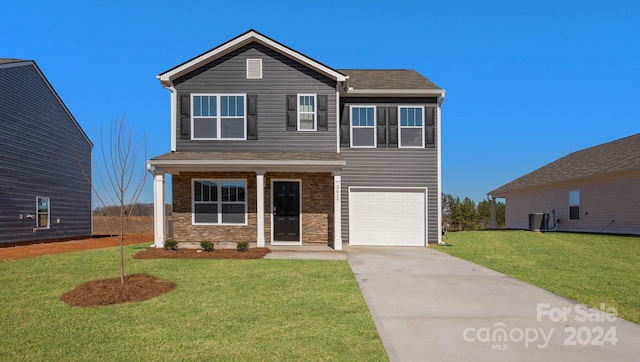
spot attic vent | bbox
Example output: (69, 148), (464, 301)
(246, 59), (262, 79)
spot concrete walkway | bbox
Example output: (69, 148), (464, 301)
(347, 246), (640, 362)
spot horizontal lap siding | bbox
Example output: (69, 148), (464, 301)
(0, 64), (92, 243)
(174, 44), (337, 152)
(340, 149), (438, 243)
(505, 172), (640, 234)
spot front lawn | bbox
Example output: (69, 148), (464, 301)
(435, 231), (640, 324)
(0, 245), (386, 361)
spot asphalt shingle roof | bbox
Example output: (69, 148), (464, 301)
(338, 69), (442, 90)
(489, 133), (640, 196)
(152, 152), (344, 162)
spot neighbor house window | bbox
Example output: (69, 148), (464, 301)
(399, 106), (424, 148)
(246, 59), (262, 79)
(351, 106), (376, 147)
(298, 94), (316, 131)
(192, 94), (246, 140)
(569, 190), (580, 220)
(36, 196), (50, 229)
(193, 179), (247, 225)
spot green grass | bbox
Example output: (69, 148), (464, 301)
(0, 245), (386, 361)
(435, 230), (640, 324)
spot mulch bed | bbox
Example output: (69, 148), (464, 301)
(132, 247), (271, 259)
(61, 273), (176, 307)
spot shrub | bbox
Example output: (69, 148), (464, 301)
(164, 238), (179, 250)
(237, 241), (249, 252)
(200, 240), (214, 252)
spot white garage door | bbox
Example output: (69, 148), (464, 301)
(349, 187), (427, 246)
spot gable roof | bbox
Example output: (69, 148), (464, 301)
(0, 59), (93, 147)
(489, 133), (640, 197)
(158, 29), (347, 86)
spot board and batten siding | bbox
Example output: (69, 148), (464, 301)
(0, 62), (92, 244)
(504, 171), (640, 235)
(173, 43), (337, 153)
(339, 98), (440, 243)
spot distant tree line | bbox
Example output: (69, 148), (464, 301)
(442, 193), (505, 231)
(93, 203), (172, 217)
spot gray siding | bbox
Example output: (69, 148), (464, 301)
(174, 44), (337, 152)
(340, 99), (440, 243)
(504, 172), (640, 235)
(0, 63), (92, 244)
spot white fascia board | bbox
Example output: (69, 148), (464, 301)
(158, 31), (346, 83)
(149, 159), (345, 167)
(346, 89), (445, 96)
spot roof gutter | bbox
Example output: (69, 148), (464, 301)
(346, 88), (445, 96)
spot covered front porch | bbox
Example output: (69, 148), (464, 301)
(146, 152), (345, 250)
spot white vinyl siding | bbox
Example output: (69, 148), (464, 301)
(192, 94), (246, 140)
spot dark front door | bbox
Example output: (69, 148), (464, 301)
(273, 181), (300, 242)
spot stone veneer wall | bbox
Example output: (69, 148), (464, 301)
(172, 171), (334, 244)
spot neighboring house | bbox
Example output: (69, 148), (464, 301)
(147, 30), (445, 248)
(488, 133), (640, 235)
(0, 59), (93, 244)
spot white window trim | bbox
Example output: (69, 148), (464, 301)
(36, 196), (50, 230)
(192, 179), (248, 226)
(191, 93), (247, 140)
(246, 59), (262, 79)
(297, 94), (317, 131)
(569, 189), (580, 221)
(398, 105), (425, 148)
(350, 105), (377, 148)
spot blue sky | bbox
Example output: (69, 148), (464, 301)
(3, 0), (639, 204)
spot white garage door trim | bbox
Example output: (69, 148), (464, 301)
(348, 186), (427, 246)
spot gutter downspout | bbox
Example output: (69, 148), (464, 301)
(437, 91), (446, 245)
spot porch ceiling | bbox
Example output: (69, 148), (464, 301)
(148, 152), (345, 174)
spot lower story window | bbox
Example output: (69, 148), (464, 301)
(193, 179), (247, 225)
(36, 196), (50, 229)
(569, 190), (580, 220)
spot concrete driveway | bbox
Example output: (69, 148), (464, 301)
(347, 246), (640, 362)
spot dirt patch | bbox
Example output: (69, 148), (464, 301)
(0, 234), (153, 260)
(92, 216), (154, 235)
(132, 247), (271, 260)
(61, 273), (176, 307)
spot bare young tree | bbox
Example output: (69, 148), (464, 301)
(74, 114), (148, 286)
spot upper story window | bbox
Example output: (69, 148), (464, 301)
(36, 196), (50, 229)
(192, 94), (246, 140)
(246, 59), (262, 79)
(351, 106), (376, 148)
(298, 94), (316, 131)
(399, 106), (424, 148)
(193, 179), (247, 225)
(569, 190), (580, 220)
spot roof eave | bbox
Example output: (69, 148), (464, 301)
(345, 88), (445, 97)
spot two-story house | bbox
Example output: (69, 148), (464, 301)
(0, 59), (93, 244)
(147, 30), (445, 249)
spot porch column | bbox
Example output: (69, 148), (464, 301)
(256, 170), (265, 247)
(153, 172), (166, 248)
(333, 173), (342, 250)
(490, 197), (497, 229)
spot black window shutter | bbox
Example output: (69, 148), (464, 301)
(425, 106), (435, 148)
(180, 95), (190, 139)
(376, 106), (387, 148)
(387, 106), (398, 148)
(247, 95), (258, 140)
(340, 105), (350, 147)
(286, 95), (297, 131)
(317, 95), (328, 131)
